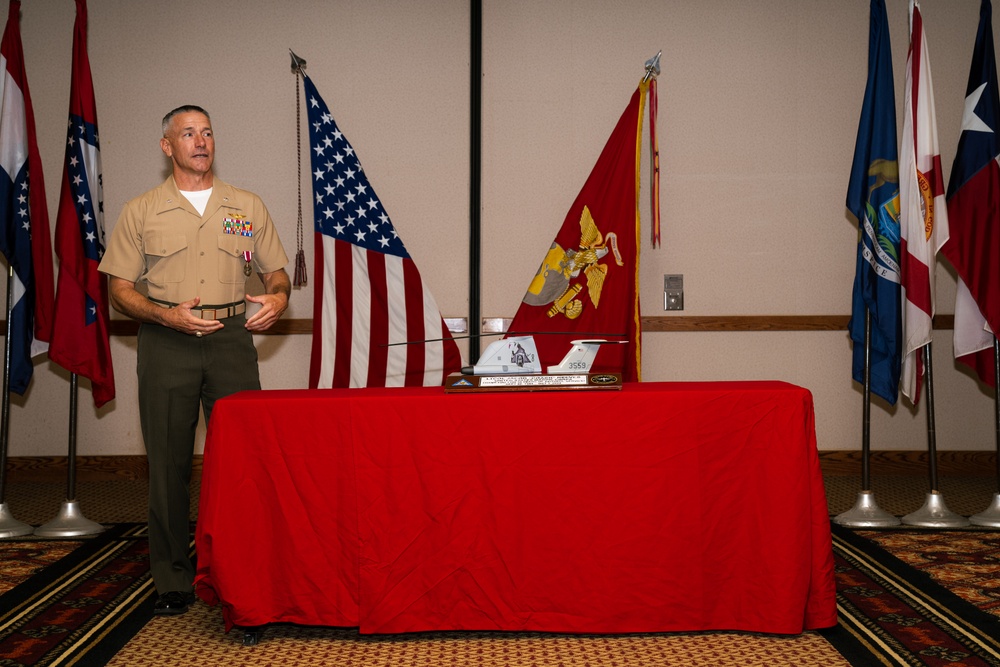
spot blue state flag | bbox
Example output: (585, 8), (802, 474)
(846, 0), (901, 406)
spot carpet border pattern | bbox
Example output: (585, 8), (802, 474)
(0, 523), (156, 667)
(827, 523), (1000, 666)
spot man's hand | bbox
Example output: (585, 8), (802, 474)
(165, 296), (225, 337)
(246, 269), (291, 332)
(109, 278), (224, 337)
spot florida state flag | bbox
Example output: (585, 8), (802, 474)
(506, 81), (649, 382)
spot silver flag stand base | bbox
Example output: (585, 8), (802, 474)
(834, 490), (901, 527)
(34, 500), (104, 537)
(901, 491), (969, 528)
(970, 492), (1000, 528)
(0, 502), (33, 538)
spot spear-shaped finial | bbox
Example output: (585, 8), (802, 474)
(290, 49), (307, 75)
(642, 50), (661, 83)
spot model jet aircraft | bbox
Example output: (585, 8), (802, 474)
(461, 335), (625, 376)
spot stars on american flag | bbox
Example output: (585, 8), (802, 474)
(305, 80), (406, 259)
(65, 113), (105, 263)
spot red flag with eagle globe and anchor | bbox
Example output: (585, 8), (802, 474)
(506, 80), (650, 383)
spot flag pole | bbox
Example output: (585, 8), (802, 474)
(970, 337), (1000, 526)
(34, 373), (103, 536)
(834, 308), (900, 527)
(0, 265), (33, 538)
(290, 49), (308, 288)
(901, 343), (968, 526)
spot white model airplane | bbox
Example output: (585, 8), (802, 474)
(460, 335), (625, 376)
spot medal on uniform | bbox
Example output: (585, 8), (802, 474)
(223, 215), (254, 276)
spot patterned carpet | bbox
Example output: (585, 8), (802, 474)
(830, 526), (1000, 665)
(0, 525), (155, 666)
(2, 473), (1000, 666)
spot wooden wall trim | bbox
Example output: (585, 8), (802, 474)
(641, 314), (955, 332)
(642, 315), (849, 332)
(73, 313), (960, 337)
(818, 450), (996, 477)
(105, 318), (314, 336)
(6, 450), (995, 482)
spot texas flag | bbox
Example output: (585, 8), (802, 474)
(48, 0), (115, 407)
(0, 0), (55, 395)
(899, 0), (949, 405)
(943, 0), (1000, 388)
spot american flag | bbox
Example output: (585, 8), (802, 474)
(48, 0), (114, 407)
(303, 73), (461, 388)
(0, 0), (55, 395)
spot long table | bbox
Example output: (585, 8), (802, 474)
(194, 381), (836, 634)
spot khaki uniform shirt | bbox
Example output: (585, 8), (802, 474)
(99, 176), (288, 305)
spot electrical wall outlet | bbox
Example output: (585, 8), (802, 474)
(664, 274), (683, 311)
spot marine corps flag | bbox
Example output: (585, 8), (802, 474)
(506, 81), (650, 382)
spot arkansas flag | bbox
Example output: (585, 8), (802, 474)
(506, 81), (650, 382)
(899, 0), (949, 405)
(48, 0), (114, 407)
(847, 0), (901, 406)
(943, 0), (1000, 388)
(303, 72), (462, 388)
(0, 0), (55, 394)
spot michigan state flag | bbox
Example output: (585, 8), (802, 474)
(846, 0), (902, 406)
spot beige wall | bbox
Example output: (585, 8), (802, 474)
(2, 0), (997, 458)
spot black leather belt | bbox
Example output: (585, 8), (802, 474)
(149, 298), (246, 319)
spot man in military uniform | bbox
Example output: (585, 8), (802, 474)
(98, 105), (290, 615)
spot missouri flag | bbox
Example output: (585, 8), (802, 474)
(0, 0), (55, 394)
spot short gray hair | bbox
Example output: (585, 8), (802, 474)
(161, 105), (210, 136)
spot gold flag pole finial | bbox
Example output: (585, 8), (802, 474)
(642, 50), (661, 83)
(290, 49), (307, 76)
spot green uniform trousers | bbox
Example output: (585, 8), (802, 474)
(137, 315), (260, 594)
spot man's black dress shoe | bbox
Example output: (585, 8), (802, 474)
(154, 591), (196, 616)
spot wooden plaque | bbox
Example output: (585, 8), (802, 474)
(444, 372), (623, 393)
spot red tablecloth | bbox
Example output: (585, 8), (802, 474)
(195, 381), (836, 634)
